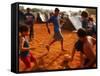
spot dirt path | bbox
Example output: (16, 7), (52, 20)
(19, 23), (96, 72)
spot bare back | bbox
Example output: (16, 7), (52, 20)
(83, 36), (96, 60)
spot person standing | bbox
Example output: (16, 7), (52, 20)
(81, 11), (89, 30)
(24, 8), (35, 41)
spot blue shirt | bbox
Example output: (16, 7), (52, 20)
(47, 16), (61, 32)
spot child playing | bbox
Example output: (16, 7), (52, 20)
(81, 11), (89, 30)
(19, 26), (37, 71)
(45, 8), (66, 51)
(71, 28), (96, 68)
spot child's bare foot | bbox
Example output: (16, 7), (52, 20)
(46, 45), (50, 51)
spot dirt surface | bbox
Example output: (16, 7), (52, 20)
(19, 23), (96, 72)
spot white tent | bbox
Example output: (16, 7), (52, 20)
(69, 16), (82, 30)
(62, 15), (82, 31)
(39, 12), (47, 22)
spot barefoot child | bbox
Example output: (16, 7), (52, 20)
(71, 28), (96, 68)
(46, 8), (65, 51)
(19, 26), (37, 71)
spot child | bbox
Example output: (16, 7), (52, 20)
(24, 8), (35, 41)
(19, 26), (37, 71)
(71, 28), (96, 68)
(81, 11), (89, 30)
(46, 8), (66, 51)
(87, 17), (96, 37)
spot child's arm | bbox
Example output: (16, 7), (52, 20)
(20, 38), (29, 51)
(60, 18), (66, 27)
(46, 22), (50, 34)
(91, 37), (96, 45)
(20, 38), (35, 51)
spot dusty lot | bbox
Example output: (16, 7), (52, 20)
(19, 23), (96, 72)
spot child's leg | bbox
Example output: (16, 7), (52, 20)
(61, 39), (66, 51)
(30, 27), (32, 40)
(49, 39), (56, 46)
(30, 52), (37, 63)
(29, 25), (33, 40)
(29, 52), (39, 69)
(79, 53), (85, 68)
(30, 25), (34, 38)
(21, 56), (31, 69)
(46, 39), (56, 51)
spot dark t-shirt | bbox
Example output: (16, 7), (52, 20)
(24, 13), (35, 25)
(82, 18), (88, 29)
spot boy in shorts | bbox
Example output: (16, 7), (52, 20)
(46, 8), (65, 51)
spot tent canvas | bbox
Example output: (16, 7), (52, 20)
(62, 16), (82, 31)
(39, 13), (47, 22)
(69, 16), (82, 30)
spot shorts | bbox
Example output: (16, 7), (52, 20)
(53, 31), (63, 41)
(20, 52), (36, 68)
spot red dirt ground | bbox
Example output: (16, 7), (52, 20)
(19, 23), (96, 72)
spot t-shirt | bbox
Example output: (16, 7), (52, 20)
(47, 15), (61, 33)
(25, 13), (35, 25)
(82, 18), (88, 29)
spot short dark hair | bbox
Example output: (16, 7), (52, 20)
(77, 28), (87, 37)
(55, 8), (60, 12)
(26, 8), (31, 11)
(19, 25), (28, 33)
(81, 11), (89, 18)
